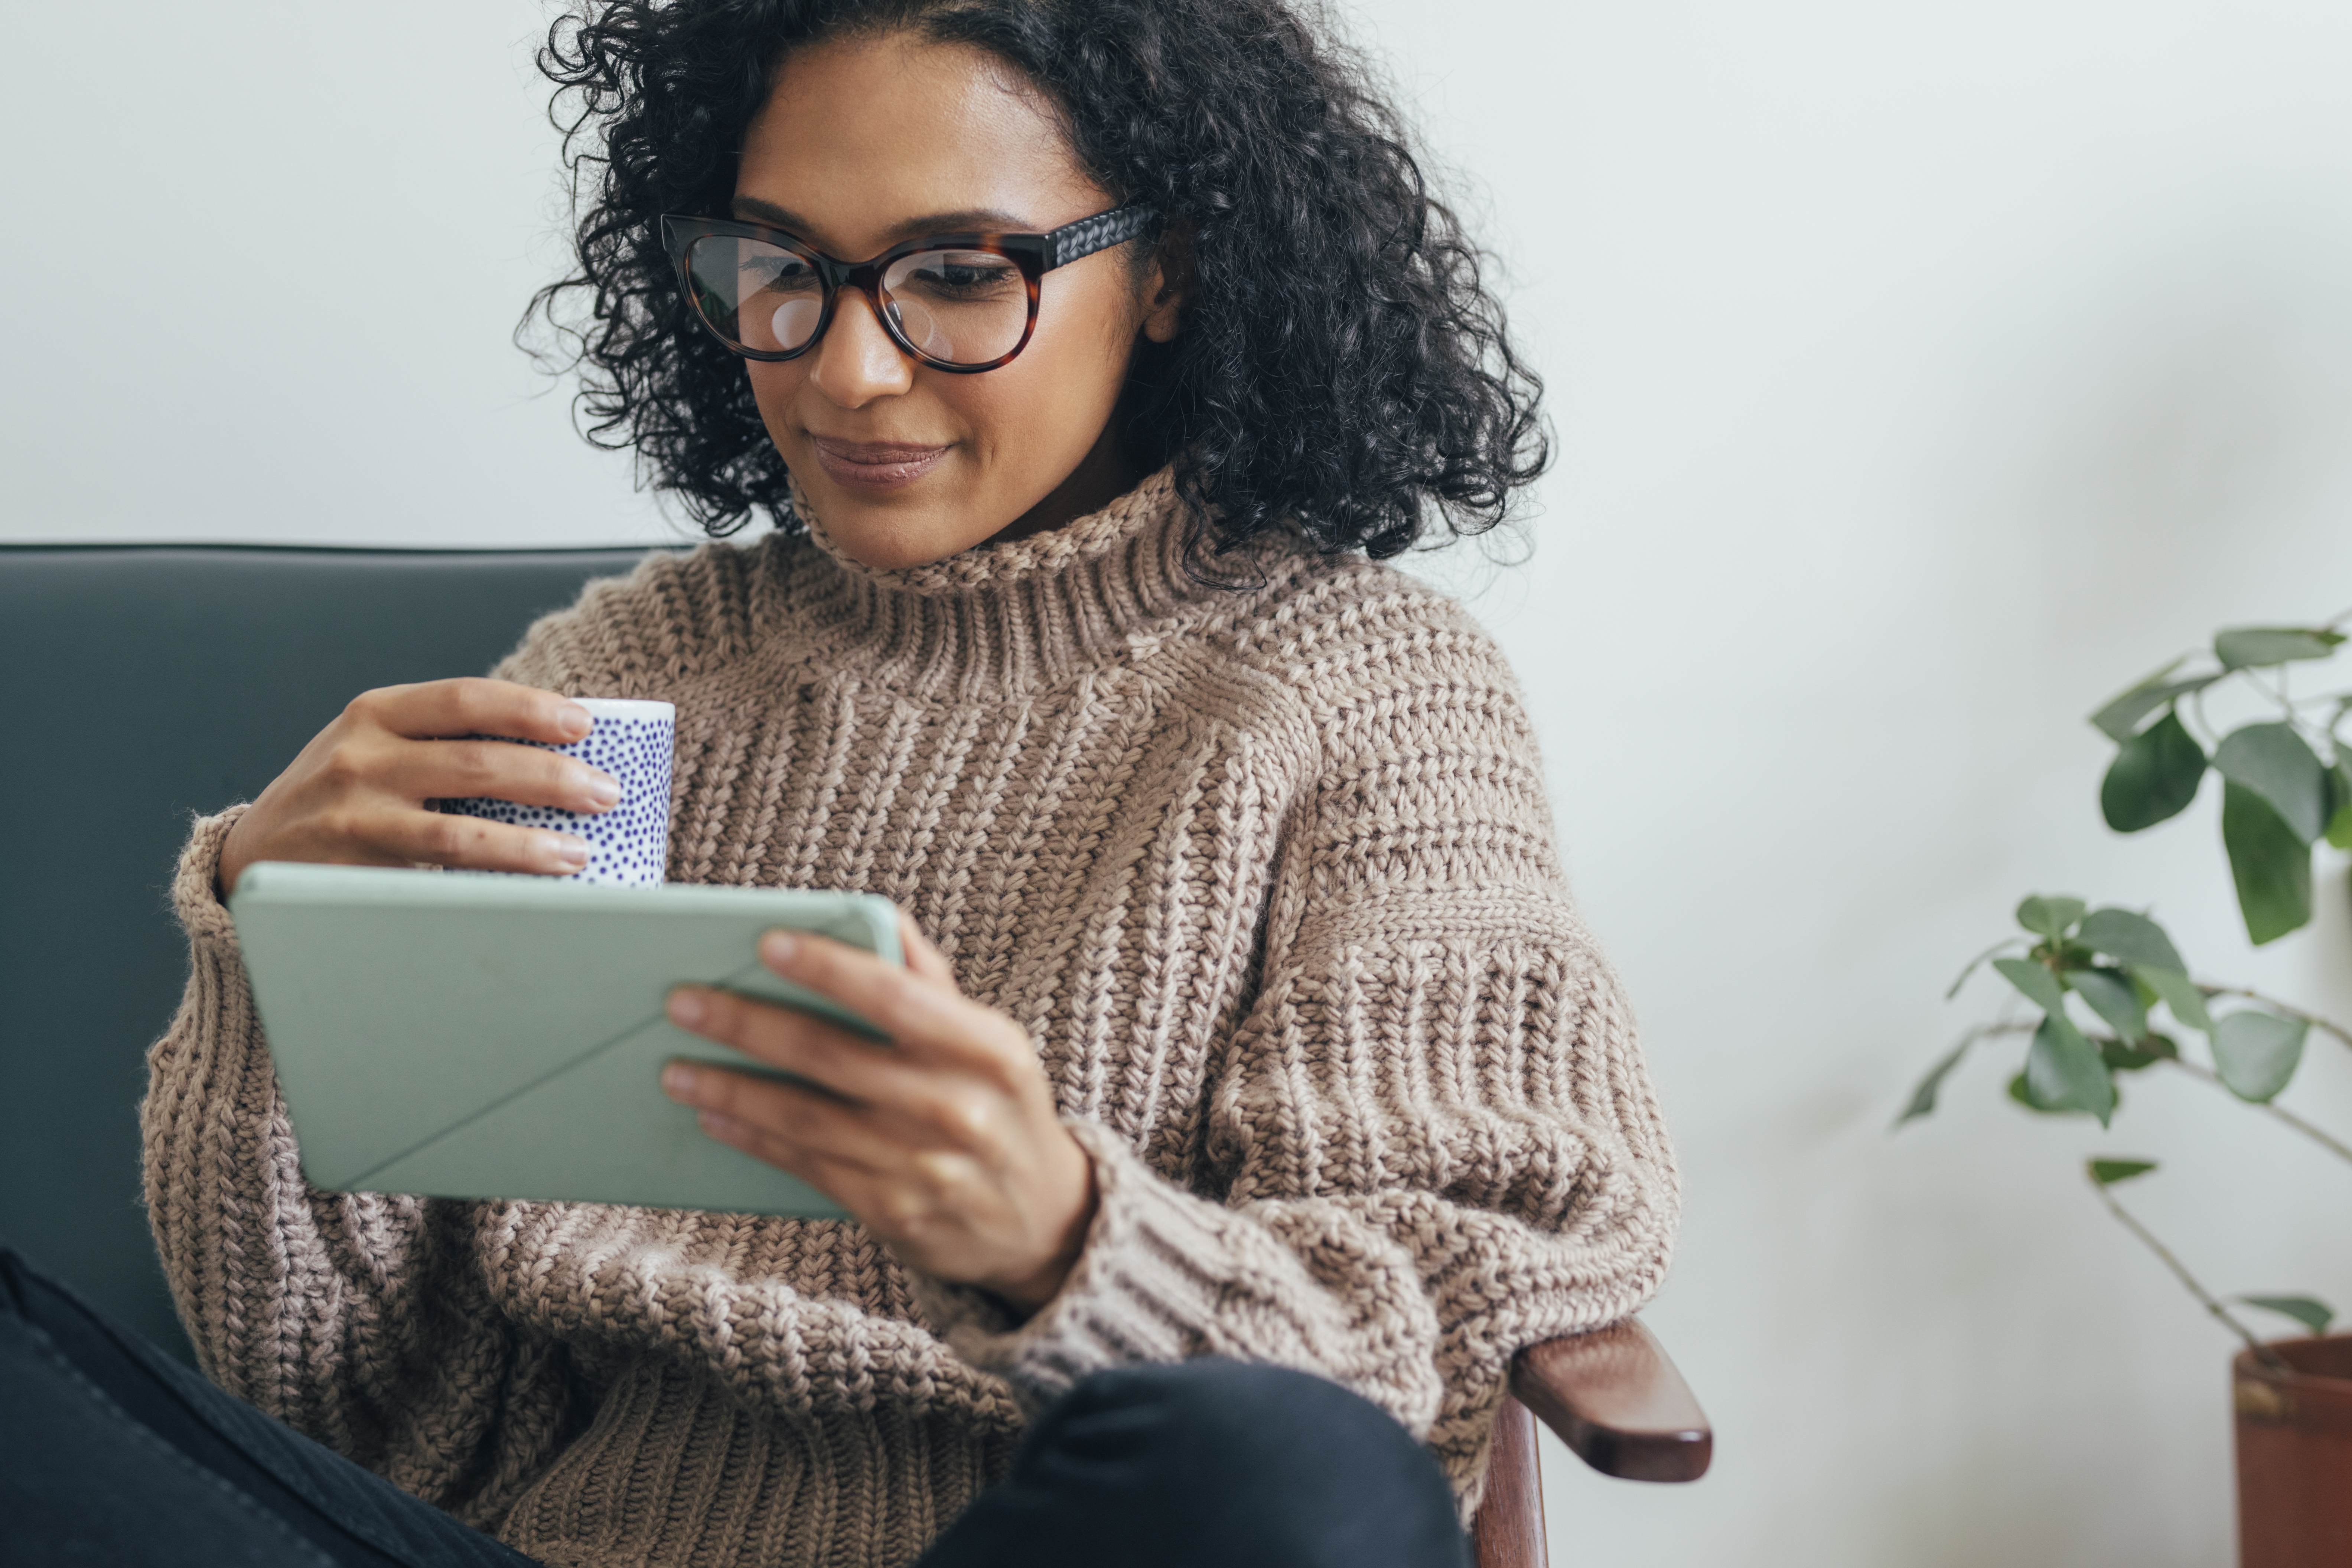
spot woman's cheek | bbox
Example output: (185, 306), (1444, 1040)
(972, 321), (1128, 486)
(745, 362), (807, 455)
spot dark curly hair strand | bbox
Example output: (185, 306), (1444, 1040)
(521, 0), (1550, 561)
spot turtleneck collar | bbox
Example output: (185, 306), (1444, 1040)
(771, 464), (1251, 698)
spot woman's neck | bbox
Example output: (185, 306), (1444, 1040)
(985, 424), (1143, 548)
(782, 462), (1234, 697)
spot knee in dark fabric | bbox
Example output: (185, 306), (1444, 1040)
(1019, 1359), (1468, 1568)
(0, 1242), (32, 1317)
(1046, 1360), (1403, 1480)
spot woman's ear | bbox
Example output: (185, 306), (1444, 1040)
(1137, 223), (1193, 345)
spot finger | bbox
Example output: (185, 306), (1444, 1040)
(367, 803), (590, 875)
(688, 1108), (847, 1196)
(660, 1062), (900, 1174)
(690, 1107), (981, 1247)
(376, 736), (619, 814)
(895, 910), (960, 991)
(754, 933), (984, 1057)
(663, 985), (942, 1108)
(351, 678), (593, 746)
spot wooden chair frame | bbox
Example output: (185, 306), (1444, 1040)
(1468, 1319), (1712, 1568)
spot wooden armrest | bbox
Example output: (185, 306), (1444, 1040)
(1509, 1318), (1712, 1483)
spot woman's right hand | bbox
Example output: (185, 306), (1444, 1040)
(215, 678), (619, 898)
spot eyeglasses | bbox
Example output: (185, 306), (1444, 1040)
(661, 204), (1157, 373)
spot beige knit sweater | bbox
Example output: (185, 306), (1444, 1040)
(142, 468), (1677, 1568)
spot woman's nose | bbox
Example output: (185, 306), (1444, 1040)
(809, 290), (916, 408)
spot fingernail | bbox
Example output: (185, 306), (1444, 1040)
(551, 834), (590, 869)
(584, 770), (620, 810)
(558, 701), (593, 739)
(698, 1110), (742, 1141)
(661, 1062), (698, 1098)
(760, 931), (800, 965)
(667, 990), (706, 1029)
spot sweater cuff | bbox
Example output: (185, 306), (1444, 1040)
(173, 806), (251, 951)
(914, 1118), (1237, 1415)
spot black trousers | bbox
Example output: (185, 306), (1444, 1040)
(0, 1246), (1467, 1568)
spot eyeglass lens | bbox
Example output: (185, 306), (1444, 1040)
(684, 237), (1030, 366)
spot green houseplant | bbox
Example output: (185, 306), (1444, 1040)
(1899, 615), (2352, 1567)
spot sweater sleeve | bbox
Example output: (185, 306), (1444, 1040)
(139, 542), (732, 1466)
(914, 612), (1680, 1501)
(141, 825), (585, 1520)
(137, 545), (726, 1515)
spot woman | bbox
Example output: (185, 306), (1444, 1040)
(1, 1), (1677, 1564)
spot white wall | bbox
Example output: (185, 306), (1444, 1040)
(9, 4), (2352, 1564)
(1366, 6), (2352, 1564)
(2, 3), (668, 548)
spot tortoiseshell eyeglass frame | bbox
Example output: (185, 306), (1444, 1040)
(660, 203), (1160, 374)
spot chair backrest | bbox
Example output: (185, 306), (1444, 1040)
(0, 544), (649, 1361)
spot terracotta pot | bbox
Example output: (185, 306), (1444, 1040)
(2234, 1336), (2352, 1567)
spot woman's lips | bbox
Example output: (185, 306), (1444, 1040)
(808, 437), (950, 490)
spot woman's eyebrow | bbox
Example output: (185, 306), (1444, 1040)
(728, 195), (1035, 241)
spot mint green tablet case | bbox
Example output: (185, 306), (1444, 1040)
(229, 862), (904, 1218)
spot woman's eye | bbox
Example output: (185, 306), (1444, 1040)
(745, 257), (819, 294)
(905, 260), (1017, 294)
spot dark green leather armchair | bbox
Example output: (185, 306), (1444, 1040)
(0, 542), (1708, 1568)
(0, 543), (647, 1362)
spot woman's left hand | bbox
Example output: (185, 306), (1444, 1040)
(659, 916), (1096, 1314)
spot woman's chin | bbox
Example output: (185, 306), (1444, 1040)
(804, 485), (1006, 573)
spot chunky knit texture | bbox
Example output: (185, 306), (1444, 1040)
(142, 468), (1679, 1568)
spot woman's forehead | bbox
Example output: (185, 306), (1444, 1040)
(736, 32), (1107, 257)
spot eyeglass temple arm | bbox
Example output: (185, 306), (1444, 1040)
(1044, 205), (1159, 270)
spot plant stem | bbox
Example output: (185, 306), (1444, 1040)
(2201, 987), (2352, 1052)
(2190, 684), (2221, 750)
(1945, 939), (2024, 1001)
(2088, 1174), (2291, 1374)
(2245, 667), (2302, 723)
(2159, 1057), (2352, 1167)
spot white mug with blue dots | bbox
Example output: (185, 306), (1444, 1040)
(438, 698), (676, 886)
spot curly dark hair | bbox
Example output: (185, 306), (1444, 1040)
(522, 0), (1548, 560)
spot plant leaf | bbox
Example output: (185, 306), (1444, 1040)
(2102, 1032), (2179, 1072)
(1993, 957), (2068, 1016)
(2015, 895), (2088, 939)
(2327, 757), (2352, 851)
(2088, 1157), (2157, 1186)
(2237, 1295), (2336, 1336)
(2009, 1071), (2059, 1113)
(2213, 723), (2330, 844)
(2067, 967), (2147, 1042)
(2026, 1013), (2115, 1124)
(1898, 1035), (1977, 1125)
(2211, 1010), (2309, 1102)
(2089, 664), (2223, 742)
(2077, 908), (2188, 974)
(2221, 782), (2314, 945)
(2133, 964), (2214, 1033)
(2101, 711), (2207, 832)
(2214, 627), (2347, 669)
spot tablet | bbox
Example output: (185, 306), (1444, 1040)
(228, 861), (904, 1218)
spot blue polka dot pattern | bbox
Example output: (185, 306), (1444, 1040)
(437, 699), (675, 886)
